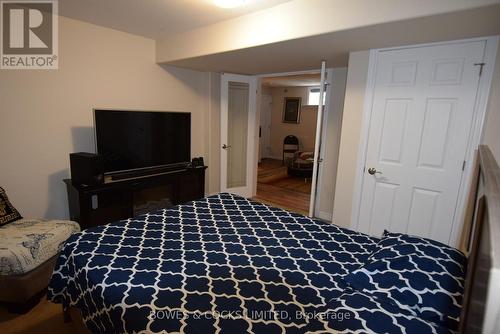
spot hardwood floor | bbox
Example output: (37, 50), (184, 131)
(253, 158), (311, 215)
(0, 297), (79, 334)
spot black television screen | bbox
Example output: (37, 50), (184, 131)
(94, 110), (191, 173)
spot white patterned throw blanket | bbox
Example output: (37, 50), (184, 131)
(0, 219), (80, 275)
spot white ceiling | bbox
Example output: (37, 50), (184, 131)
(58, 0), (500, 74)
(59, 0), (291, 39)
(262, 74), (321, 87)
(166, 4), (500, 74)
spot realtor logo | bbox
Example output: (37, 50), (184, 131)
(1, 0), (58, 69)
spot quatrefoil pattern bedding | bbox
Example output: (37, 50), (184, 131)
(48, 193), (464, 333)
(312, 290), (453, 334)
(343, 231), (466, 331)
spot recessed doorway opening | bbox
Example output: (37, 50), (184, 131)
(253, 72), (323, 215)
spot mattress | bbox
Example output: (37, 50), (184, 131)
(48, 193), (455, 333)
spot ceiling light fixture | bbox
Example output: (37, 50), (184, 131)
(214, 0), (249, 8)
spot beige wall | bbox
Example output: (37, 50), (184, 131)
(267, 87), (318, 159)
(482, 43), (500, 161)
(261, 86), (272, 95)
(206, 73), (221, 195)
(0, 16), (209, 219)
(332, 51), (371, 228)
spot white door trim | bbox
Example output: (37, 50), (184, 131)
(350, 48), (378, 231)
(253, 79), (262, 197)
(350, 36), (499, 246)
(450, 36), (499, 246)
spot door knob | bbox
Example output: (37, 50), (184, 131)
(222, 144), (231, 150)
(368, 167), (382, 175)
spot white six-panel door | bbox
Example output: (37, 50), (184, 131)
(357, 41), (485, 244)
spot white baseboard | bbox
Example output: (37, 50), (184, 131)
(316, 211), (332, 222)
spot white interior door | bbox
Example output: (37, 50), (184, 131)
(357, 41), (485, 244)
(221, 73), (258, 198)
(309, 61), (328, 217)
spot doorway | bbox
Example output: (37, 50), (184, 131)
(253, 72), (325, 215)
(219, 66), (346, 220)
(354, 40), (488, 245)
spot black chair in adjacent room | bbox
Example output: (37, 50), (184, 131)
(282, 135), (299, 165)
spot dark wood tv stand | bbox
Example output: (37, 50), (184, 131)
(64, 166), (207, 230)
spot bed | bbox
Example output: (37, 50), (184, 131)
(48, 145), (500, 334)
(0, 218), (80, 312)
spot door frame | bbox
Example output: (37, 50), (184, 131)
(256, 68), (330, 217)
(350, 36), (499, 247)
(220, 73), (259, 198)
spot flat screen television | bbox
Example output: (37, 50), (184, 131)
(94, 109), (191, 174)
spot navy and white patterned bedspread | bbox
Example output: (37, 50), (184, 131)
(48, 193), (447, 333)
